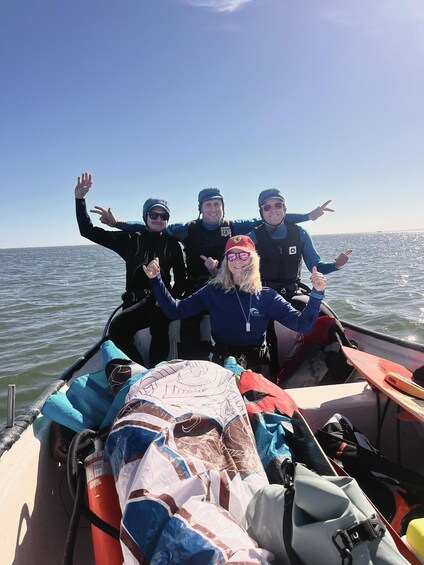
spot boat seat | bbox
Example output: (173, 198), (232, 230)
(134, 316), (212, 367)
(273, 296), (338, 368)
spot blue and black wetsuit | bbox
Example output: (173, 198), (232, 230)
(250, 222), (338, 296)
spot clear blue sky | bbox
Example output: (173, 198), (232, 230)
(1, 0), (423, 248)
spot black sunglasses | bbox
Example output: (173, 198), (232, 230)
(261, 202), (284, 212)
(148, 212), (169, 221)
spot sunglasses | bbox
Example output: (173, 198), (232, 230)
(261, 202), (284, 212)
(148, 212), (169, 221)
(226, 251), (251, 262)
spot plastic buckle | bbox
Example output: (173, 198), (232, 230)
(346, 514), (386, 546)
(332, 530), (353, 565)
(332, 514), (385, 564)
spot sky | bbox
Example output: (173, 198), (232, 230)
(1, 0), (423, 249)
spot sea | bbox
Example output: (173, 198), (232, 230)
(1, 231), (424, 429)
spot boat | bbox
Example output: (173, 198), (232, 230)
(1, 304), (424, 565)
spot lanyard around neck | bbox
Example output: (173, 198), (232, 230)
(234, 288), (252, 332)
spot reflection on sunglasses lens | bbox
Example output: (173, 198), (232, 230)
(227, 252), (250, 262)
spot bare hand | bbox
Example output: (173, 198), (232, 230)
(143, 258), (160, 279)
(200, 255), (219, 275)
(75, 172), (93, 199)
(90, 205), (118, 227)
(335, 249), (352, 269)
(310, 266), (326, 292)
(309, 200), (335, 221)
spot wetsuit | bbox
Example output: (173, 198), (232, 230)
(250, 221), (339, 374)
(149, 274), (324, 372)
(250, 222), (338, 295)
(116, 213), (309, 360)
(76, 198), (186, 366)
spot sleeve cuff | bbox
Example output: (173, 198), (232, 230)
(310, 289), (325, 300)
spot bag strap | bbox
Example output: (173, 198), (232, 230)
(331, 513), (386, 565)
(281, 459), (305, 565)
(281, 459), (386, 565)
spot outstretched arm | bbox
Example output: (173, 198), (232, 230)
(301, 229), (351, 274)
(233, 200), (336, 234)
(90, 205), (146, 232)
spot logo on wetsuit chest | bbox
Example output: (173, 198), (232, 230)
(289, 246), (297, 255)
(221, 226), (232, 237)
(249, 308), (264, 318)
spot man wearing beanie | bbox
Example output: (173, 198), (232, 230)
(250, 188), (351, 298)
(74, 172), (185, 367)
(249, 188), (351, 373)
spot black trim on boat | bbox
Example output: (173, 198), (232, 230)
(0, 302), (124, 457)
(341, 320), (424, 353)
(0, 339), (106, 457)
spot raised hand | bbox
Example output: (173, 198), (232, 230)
(335, 249), (352, 269)
(143, 258), (160, 279)
(200, 255), (219, 275)
(309, 200), (335, 221)
(74, 172), (93, 199)
(310, 266), (326, 292)
(90, 205), (118, 227)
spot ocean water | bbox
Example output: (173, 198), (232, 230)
(1, 231), (424, 428)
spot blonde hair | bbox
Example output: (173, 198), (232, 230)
(211, 251), (262, 294)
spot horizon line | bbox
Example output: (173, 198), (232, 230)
(1, 228), (423, 251)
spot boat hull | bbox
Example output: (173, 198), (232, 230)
(1, 319), (423, 564)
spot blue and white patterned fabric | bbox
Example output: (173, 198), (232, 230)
(104, 359), (273, 564)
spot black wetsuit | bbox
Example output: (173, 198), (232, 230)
(76, 199), (186, 366)
(254, 222), (303, 296)
(180, 219), (234, 359)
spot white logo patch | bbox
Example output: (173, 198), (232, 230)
(221, 227), (232, 237)
(289, 246), (297, 255)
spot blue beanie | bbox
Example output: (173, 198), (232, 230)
(142, 198), (170, 222)
(198, 188), (224, 212)
(258, 188), (285, 208)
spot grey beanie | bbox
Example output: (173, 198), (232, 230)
(142, 198), (170, 222)
(258, 188), (285, 208)
(198, 188), (224, 212)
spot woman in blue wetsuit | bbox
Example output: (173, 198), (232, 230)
(143, 235), (326, 374)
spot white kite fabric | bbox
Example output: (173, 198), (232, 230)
(104, 359), (273, 564)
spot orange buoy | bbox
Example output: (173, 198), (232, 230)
(85, 448), (123, 565)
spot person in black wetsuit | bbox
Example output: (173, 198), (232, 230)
(74, 172), (186, 367)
